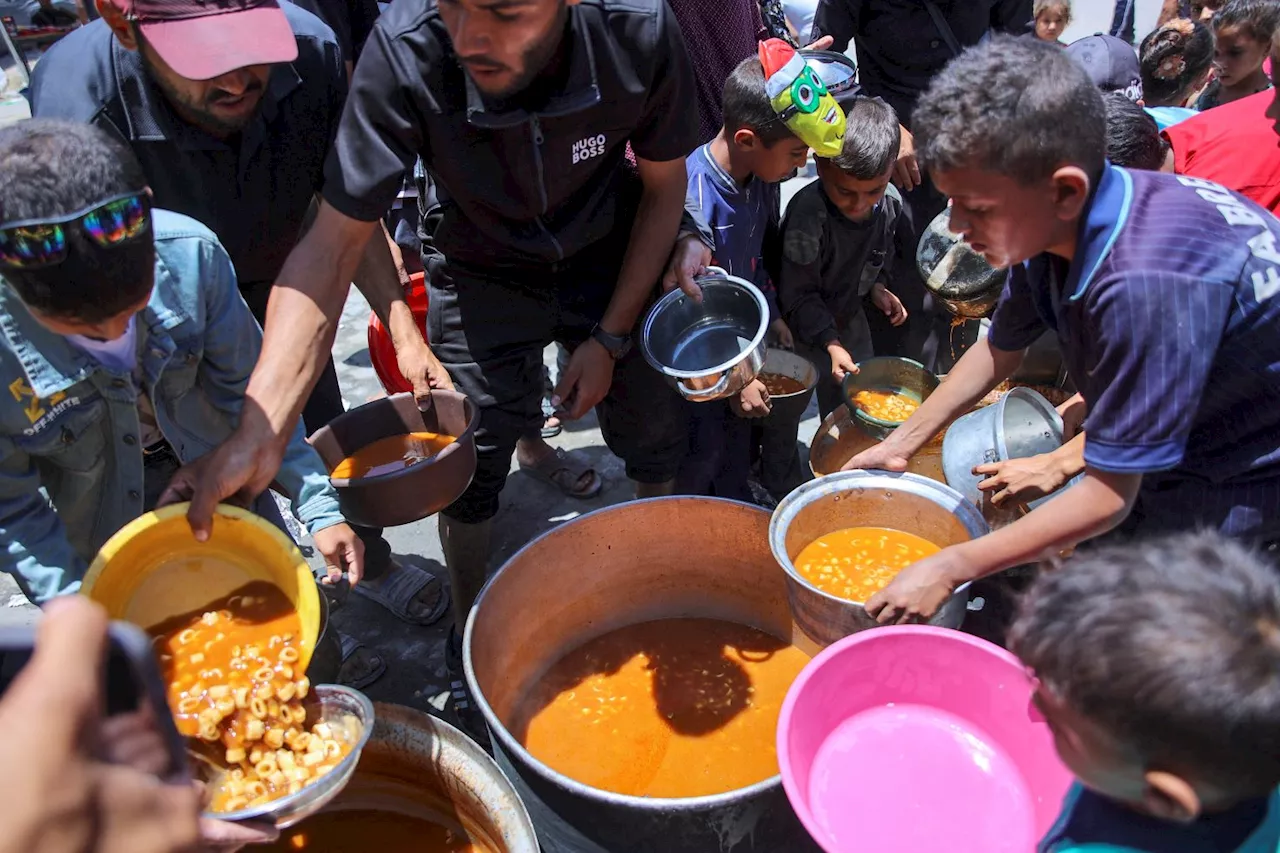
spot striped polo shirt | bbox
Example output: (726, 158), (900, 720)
(988, 164), (1280, 541)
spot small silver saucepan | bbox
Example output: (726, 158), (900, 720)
(641, 267), (769, 403)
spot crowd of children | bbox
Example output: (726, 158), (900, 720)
(3, 0), (1280, 850)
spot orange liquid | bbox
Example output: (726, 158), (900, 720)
(513, 618), (811, 798)
(265, 810), (484, 852)
(758, 372), (807, 396)
(330, 432), (455, 479)
(149, 581), (302, 742)
(149, 583), (352, 813)
(852, 389), (920, 422)
(795, 527), (941, 602)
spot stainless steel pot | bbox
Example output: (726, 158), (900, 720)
(464, 497), (822, 853)
(942, 386), (1078, 514)
(260, 703), (538, 852)
(641, 268), (769, 403)
(769, 471), (990, 647)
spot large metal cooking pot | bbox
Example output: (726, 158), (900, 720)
(917, 208), (1008, 319)
(641, 268), (769, 403)
(770, 471), (990, 647)
(942, 387), (1080, 514)
(259, 702), (538, 852)
(464, 498), (822, 853)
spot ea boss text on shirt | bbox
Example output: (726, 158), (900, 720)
(1178, 175), (1280, 302)
(571, 134), (607, 165)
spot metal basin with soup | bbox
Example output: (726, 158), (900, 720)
(770, 472), (990, 647)
(259, 703), (538, 852)
(465, 498), (823, 852)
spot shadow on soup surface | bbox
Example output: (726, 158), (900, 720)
(510, 617), (811, 798)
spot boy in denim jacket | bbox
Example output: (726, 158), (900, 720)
(0, 120), (361, 603)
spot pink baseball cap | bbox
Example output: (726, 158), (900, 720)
(112, 0), (298, 81)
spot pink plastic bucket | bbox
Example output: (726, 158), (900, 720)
(777, 626), (1071, 853)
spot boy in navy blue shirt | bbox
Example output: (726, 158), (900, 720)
(844, 36), (1280, 623)
(1011, 532), (1280, 853)
(675, 55), (810, 500)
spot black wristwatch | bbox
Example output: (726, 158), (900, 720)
(590, 324), (632, 360)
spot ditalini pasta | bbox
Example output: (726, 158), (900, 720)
(149, 581), (354, 812)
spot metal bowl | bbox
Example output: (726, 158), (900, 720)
(759, 348), (818, 423)
(308, 391), (479, 528)
(204, 684), (375, 829)
(840, 357), (940, 439)
(769, 471), (989, 647)
(641, 268), (769, 403)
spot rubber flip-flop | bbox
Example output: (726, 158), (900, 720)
(337, 632), (386, 690)
(351, 562), (450, 626)
(519, 447), (603, 499)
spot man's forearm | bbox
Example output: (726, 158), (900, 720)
(1049, 432), (1087, 481)
(246, 207), (377, 445)
(947, 468), (1140, 583)
(600, 170), (687, 335)
(883, 337), (1024, 457)
(352, 221), (429, 359)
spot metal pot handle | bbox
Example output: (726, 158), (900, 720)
(678, 371), (730, 401)
(695, 265), (729, 283)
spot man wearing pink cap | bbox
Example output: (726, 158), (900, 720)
(30, 0), (452, 657)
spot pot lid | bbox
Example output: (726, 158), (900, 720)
(916, 207), (1008, 300)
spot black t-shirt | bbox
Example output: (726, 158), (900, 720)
(811, 0), (1032, 127)
(291, 0), (380, 64)
(29, 4), (346, 291)
(322, 0), (700, 268)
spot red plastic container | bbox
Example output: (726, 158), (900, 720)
(367, 272), (429, 395)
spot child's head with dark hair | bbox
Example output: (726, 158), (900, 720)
(1033, 0), (1072, 43)
(721, 57), (811, 183)
(815, 97), (900, 222)
(1140, 18), (1217, 105)
(912, 36), (1105, 270)
(1010, 533), (1280, 821)
(1103, 93), (1172, 171)
(1213, 0), (1280, 91)
(0, 120), (153, 338)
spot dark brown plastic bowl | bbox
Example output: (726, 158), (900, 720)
(308, 391), (478, 528)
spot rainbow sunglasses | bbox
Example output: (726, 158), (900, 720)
(0, 191), (151, 270)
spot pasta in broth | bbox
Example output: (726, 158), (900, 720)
(149, 582), (352, 813)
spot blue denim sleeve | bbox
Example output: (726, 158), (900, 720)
(0, 434), (86, 602)
(196, 240), (346, 535)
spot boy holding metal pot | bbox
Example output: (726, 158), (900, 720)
(843, 37), (1280, 624)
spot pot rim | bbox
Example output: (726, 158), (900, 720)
(462, 496), (793, 811)
(760, 348), (819, 397)
(641, 275), (770, 380)
(768, 470), (989, 608)
(326, 391), (480, 488)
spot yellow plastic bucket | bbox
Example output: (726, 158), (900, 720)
(81, 503), (320, 672)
